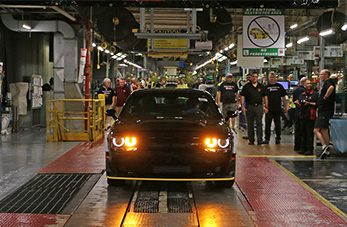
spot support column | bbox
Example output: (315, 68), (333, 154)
(140, 8), (146, 33)
(319, 37), (325, 72)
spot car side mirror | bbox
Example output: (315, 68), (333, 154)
(105, 109), (117, 120)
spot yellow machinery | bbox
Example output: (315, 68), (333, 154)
(47, 98), (106, 141)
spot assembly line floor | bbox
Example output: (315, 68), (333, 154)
(0, 129), (346, 226)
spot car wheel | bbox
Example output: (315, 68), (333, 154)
(214, 179), (234, 188)
(107, 178), (126, 186)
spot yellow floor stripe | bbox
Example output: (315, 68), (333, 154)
(107, 176), (235, 182)
(271, 160), (347, 218)
(237, 155), (316, 158)
(302, 179), (347, 182)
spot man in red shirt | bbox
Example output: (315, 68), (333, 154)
(115, 79), (131, 117)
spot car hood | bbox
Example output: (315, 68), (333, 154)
(110, 118), (230, 138)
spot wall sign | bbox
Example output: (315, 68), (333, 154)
(243, 8), (285, 57)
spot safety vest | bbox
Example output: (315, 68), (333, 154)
(289, 97), (295, 108)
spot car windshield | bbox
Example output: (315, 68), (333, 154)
(120, 92), (221, 120)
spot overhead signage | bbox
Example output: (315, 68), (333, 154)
(148, 38), (187, 49)
(313, 45), (343, 58)
(243, 8), (285, 57)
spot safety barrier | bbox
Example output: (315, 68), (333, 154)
(47, 99), (105, 141)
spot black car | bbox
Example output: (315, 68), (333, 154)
(105, 88), (235, 187)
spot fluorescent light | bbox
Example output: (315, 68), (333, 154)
(92, 43), (96, 47)
(219, 49), (224, 53)
(290, 24), (298, 29)
(230, 60), (238, 65)
(264, 59), (268, 63)
(97, 46), (104, 52)
(286, 43), (293, 48)
(224, 47), (229, 51)
(297, 36), (309, 44)
(111, 55), (117, 59)
(22, 24), (31, 30)
(228, 43), (235, 49)
(105, 49), (110, 54)
(319, 29), (334, 36)
(342, 23), (347, 31)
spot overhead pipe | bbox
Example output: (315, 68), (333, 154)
(0, 4), (77, 22)
(1, 14), (75, 39)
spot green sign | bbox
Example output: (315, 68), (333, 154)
(243, 48), (285, 57)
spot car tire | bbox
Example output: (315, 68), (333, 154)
(214, 179), (234, 188)
(107, 178), (126, 186)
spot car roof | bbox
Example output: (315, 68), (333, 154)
(131, 88), (212, 97)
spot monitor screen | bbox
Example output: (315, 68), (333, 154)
(289, 81), (298, 90)
(277, 81), (289, 90)
(290, 81), (298, 86)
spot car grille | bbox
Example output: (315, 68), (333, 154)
(153, 166), (192, 174)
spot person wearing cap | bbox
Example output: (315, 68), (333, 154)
(217, 73), (239, 131)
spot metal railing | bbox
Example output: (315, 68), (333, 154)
(47, 99), (105, 141)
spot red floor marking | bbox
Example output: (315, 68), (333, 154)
(236, 157), (347, 226)
(37, 139), (105, 174)
(0, 213), (70, 227)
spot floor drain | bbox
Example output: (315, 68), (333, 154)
(0, 173), (92, 214)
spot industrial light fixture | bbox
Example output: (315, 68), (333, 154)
(319, 29), (334, 36)
(286, 43), (293, 48)
(105, 49), (110, 54)
(290, 24), (298, 29)
(92, 43), (96, 47)
(297, 36), (309, 44)
(230, 60), (238, 65)
(228, 43), (235, 49)
(97, 46), (104, 52)
(264, 59), (268, 63)
(22, 24), (31, 30)
(342, 23), (347, 31)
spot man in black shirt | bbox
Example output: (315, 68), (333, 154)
(291, 76), (307, 151)
(264, 73), (287, 144)
(217, 73), (239, 131)
(241, 72), (268, 145)
(314, 69), (336, 159)
(295, 80), (318, 155)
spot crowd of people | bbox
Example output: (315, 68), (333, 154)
(97, 69), (336, 159)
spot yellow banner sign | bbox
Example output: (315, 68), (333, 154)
(149, 39), (188, 49)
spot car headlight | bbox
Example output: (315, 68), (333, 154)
(111, 136), (137, 150)
(125, 137), (137, 147)
(218, 139), (230, 149)
(112, 137), (124, 147)
(205, 138), (230, 149)
(205, 138), (217, 148)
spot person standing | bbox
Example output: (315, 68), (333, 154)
(131, 78), (139, 92)
(291, 76), (307, 151)
(241, 72), (268, 145)
(314, 69), (336, 159)
(217, 73), (239, 131)
(294, 80), (318, 155)
(115, 79), (131, 117)
(192, 79), (200, 89)
(97, 78), (116, 126)
(264, 73), (287, 144)
(147, 77), (155, 88)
